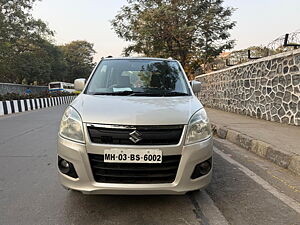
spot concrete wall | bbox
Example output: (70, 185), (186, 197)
(0, 83), (48, 95)
(196, 49), (300, 126)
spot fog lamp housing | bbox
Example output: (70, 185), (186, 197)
(58, 156), (78, 178)
(191, 158), (212, 179)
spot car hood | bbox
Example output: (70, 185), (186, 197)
(71, 94), (202, 125)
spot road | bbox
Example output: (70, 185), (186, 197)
(0, 105), (299, 225)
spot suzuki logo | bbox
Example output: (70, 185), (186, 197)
(129, 130), (142, 143)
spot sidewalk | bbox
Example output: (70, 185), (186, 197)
(206, 108), (300, 175)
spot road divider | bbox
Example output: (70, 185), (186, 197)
(0, 96), (76, 116)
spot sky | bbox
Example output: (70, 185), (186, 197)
(32, 0), (300, 62)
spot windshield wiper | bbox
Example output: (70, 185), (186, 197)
(92, 91), (189, 96)
(161, 92), (189, 96)
(126, 92), (189, 96)
(92, 91), (143, 96)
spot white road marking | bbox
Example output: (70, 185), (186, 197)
(214, 147), (300, 214)
(192, 190), (230, 225)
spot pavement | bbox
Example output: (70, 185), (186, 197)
(206, 108), (300, 176)
(0, 106), (300, 225)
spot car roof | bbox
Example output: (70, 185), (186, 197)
(101, 57), (177, 62)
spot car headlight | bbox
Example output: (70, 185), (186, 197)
(185, 109), (212, 145)
(59, 106), (85, 143)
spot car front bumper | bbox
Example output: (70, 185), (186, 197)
(57, 134), (213, 195)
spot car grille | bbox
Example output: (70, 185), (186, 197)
(87, 125), (184, 145)
(88, 154), (181, 184)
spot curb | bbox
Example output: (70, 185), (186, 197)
(211, 123), (300, 176)
(0, 96), (76, 116)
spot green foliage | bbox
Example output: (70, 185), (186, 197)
(0, 0), (53, 44)
(0, 0), (96, 84)
(60, 41), (96, 81)
(112, 0), (235, 77)
(0, 0), (54, 84)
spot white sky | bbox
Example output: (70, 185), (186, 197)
(32, 0), (300, 62)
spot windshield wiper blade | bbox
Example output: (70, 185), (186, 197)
(92, 92), (116, 95)
(162, 92), (189, 96)
(128, 92), (163, 96)
(126, 92), (189, 96)
(93, 91), (143, 96)
(92, 91), (189, 96)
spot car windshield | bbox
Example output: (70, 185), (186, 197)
(85, 59), (191, 96)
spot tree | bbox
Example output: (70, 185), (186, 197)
(112, 0), (235, 78)
(0, 1), (52, 41)
(13, 39), (68, 84)
(0, 1), (96, 85)
(0, 0), (54, 83)
(60, 41), (96, 82)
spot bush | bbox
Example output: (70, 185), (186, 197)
(0, 92), (77, 101)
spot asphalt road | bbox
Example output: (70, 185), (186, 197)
(0, 105), (299, 225)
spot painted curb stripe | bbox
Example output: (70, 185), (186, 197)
(29, 99), (33, 110)
(26, 99), (31, 111)
(20, 100), (25, 112)
(12, 101), (18, 113)
(0, 96), (74, 116)
(0, 101), (4, 115)
(43, 98), (46, 108)
(17, 100), (22, 112)
(34, 99), (37, 109)
(3, 101), (8, 114)
(5, 101), (11, 114)
(31, 99), (35, 109)
(24, 100), (28, 111)
(13, 100), (18, 113)
(10, 101), (15, 113)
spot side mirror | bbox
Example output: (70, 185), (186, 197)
(74, 78), (86, 91)
(191, 80), (201, 93)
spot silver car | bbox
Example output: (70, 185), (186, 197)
(57, 57), (213, 195)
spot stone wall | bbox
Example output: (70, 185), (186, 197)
(196, 49), (300, 126)
(0, 83), (48, 95)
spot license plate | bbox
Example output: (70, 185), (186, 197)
(104, 149), (162, 163)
